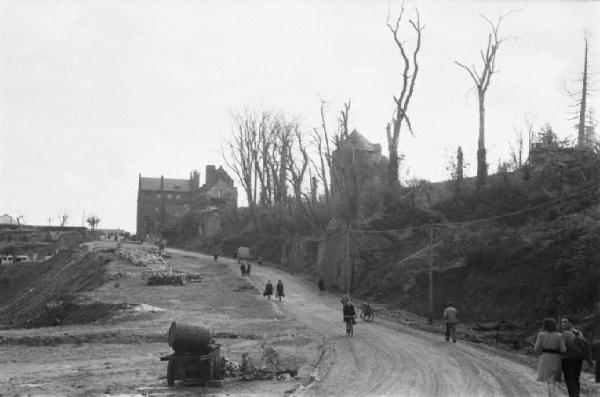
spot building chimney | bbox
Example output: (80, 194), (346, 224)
(160, 175), (164, 191)
(191, 169), (200, 191)
(206, 165), (216, 187)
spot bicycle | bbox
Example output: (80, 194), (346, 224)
(344, 315), (355, 337)
(360, 303), (374, 322)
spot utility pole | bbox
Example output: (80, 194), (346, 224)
(428, 222), (434, 324)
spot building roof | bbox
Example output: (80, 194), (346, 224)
(214, 166), (233, 185)
(140, 177), (191, 192)
(345, 130), (378, 152)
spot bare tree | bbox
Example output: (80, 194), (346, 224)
(16, 215), (25, 230)
(223, 109), (259, 210)
(329, 101), (360, 223)
(509, 126), (526, 169)
(575, 35), (594, 147)
(456, 12), (513, 187)
(287, 126), (309, 209)
(86, 215), (101, 230)
(386, 5), (423, 189)
(310, 99), (335, 211)
(57, 212), (69, 229)
(447, 146), (466, 199)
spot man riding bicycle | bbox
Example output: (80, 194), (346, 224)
(343, 300), (357, 336)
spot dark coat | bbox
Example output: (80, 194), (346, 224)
(343, 304), (356, 317)
(276, 282), (284, 297)
(264, 282), (274, 296)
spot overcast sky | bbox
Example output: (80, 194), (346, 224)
(1, 0), (599, 232)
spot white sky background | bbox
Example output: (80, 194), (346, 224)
(1, 0), (599, 232)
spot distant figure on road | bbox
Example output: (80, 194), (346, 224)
(560, 316), (592, 397)
(343, 299), (356, 325)
(240, 263), (246, 277)
(246, 262), (251, 276)
(318, 278), (325, 295)
(443, 301), (458, 343)
(233, 250), (237, 260)
(214, 252), (219, 261)
(276, 280), (284, 301)
(535, 318), (566, 397)
(263, 280), (274, 300)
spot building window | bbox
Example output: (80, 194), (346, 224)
(156, 193), (161, 199)
(167, 194), (172, 200)
(155, 207), (159, 212)
(176, 194), (181, 200)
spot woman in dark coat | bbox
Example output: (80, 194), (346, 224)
(276, 280), (284, 301)
(263, 280), (274, 299)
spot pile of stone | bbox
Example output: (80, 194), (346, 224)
(223, 357), (242, 378)
(147, 271), (187, 286)
(115, 247), (169, 272)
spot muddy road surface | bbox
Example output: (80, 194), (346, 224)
(174, 249), (565, 397)
(1, 245), (591, 396)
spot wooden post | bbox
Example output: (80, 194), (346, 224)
(428, 222), (434, 324)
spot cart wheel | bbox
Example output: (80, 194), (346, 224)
(213, 356), (224, 380)
(363, 313), (374, 322)
(167, 360), (175, 387)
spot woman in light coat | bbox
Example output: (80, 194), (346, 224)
(534, 318), (566, 397)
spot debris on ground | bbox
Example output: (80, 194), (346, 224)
(147, 272), (186, 286)
(115, 247), (169, 270)
(145, 270), (201, 286)
(224, 357), (242, 377)
(237, 344), (299, 381)
(131, 303), (165, 313)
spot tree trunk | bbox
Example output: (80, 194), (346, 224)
(388, 141), (400, 189)
(477, 94), (487, 187)
(578, 38), (588, 147)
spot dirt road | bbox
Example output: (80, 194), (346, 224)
(197, 250), (563, 397)
(0, 245), (587, 396)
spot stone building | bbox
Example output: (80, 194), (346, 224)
(330, 130), (389, 219)
(136, 165), (236, 238)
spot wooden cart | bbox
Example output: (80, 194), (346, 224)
(160, 344), (224, 387)
(162, 322), (225, 387)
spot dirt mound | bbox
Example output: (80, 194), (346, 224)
(0, 250), (112, 328)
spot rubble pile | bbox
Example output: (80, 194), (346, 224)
(237, 347), (298, 381)
(147, 272), (186, 286)
(223, 357), (242, 377)
(115, 247), (169, 271)
(114, 246), (202, 286)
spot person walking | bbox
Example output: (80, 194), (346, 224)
(263, 280), (274, 300)
(246, 262), (251, 276)
(240, 263), (246, 277)
(560, 317), (592, 397)
(276, 280), (284, 301)
(318, 278), (325, 295)
(443, 301), (458, 343)
(535, 318), (566, 397)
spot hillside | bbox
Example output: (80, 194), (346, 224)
(170, 147), (600, 352)
(0, 249), (115, 328)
